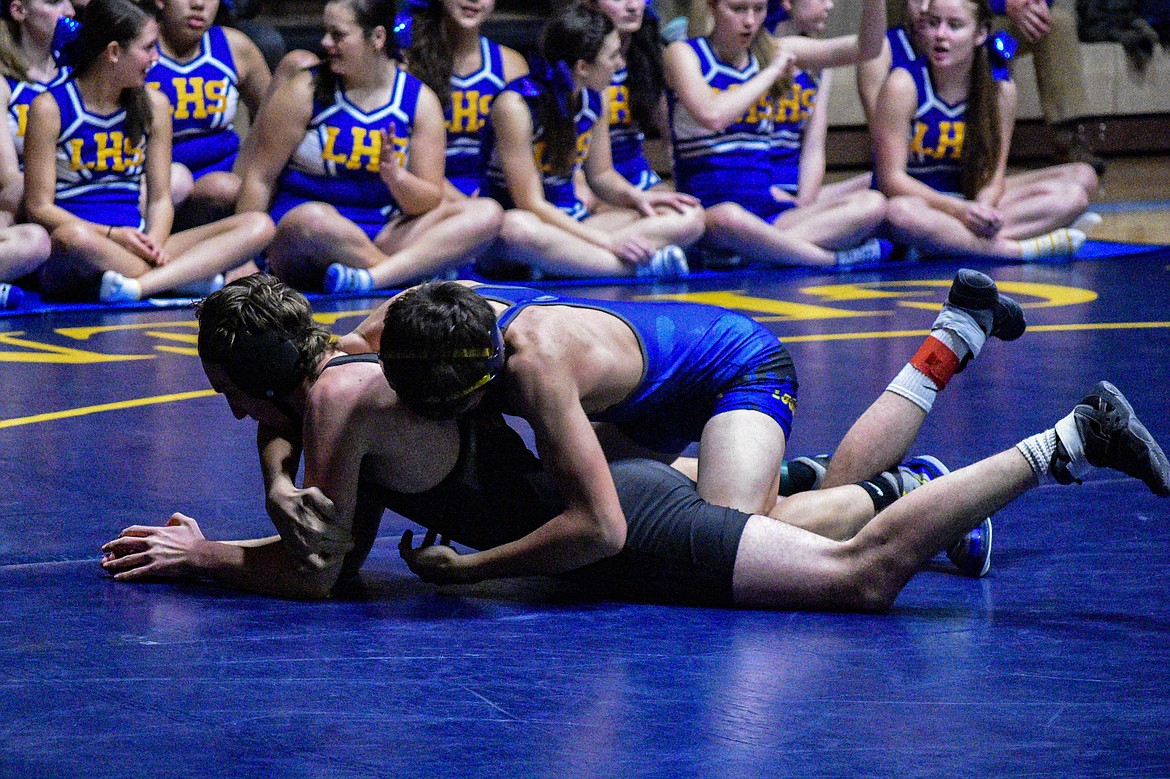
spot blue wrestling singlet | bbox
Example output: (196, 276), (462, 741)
(445, 36), (508, 196)
(475, 284), (798, 452)
(669, 37), (778, 220)
(6, 67), (70, 163)
(483, 77), (602, 221)
(147, 26), (241, 178)
(270, 67), (422, 239)
(45, 79), (146, 228)
(608, 67), (661, 191)
(769, 67), (820, 199)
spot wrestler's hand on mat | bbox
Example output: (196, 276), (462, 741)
(399, 529), (471, 585)
(100, 513), (204, 580)
(630, 189), (700, 217)
(962, 202), (1004, 238)
(608, 235), (655, 266)
(266, 484), (353, 571)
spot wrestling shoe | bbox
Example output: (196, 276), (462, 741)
(637, 244), (689, 279)
(901, 455), (993, 577)
(946, 268), (1027, 343)
(1051, 381), (1170, 497)
(0, 282), (24, 309)
(778, 454), (832, 496)
(324, 263), (374, 294)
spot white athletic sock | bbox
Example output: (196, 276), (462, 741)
(1016, 428), (1058, 482)
(99, 271), (142, 303)
(1019, 228), (1086, 260)
(887, 364), (938, 413)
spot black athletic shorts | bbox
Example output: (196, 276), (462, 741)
(559, 459), (751, 607)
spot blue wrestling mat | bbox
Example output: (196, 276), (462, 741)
(2, 242), (1169, 777)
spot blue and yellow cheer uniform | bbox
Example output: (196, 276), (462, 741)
(147, 26), (241, 178)
(445, 36), (508, 196)
(608, 67), (661, 191)
(270, 67), (422, 239)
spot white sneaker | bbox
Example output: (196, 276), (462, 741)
(637, 245), (689, 279)
(99, 271), (142, 303)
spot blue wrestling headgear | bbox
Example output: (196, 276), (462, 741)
(987, 30), (1017, 82)
(381, 323), (506, 419)
(52, 16), (83, 68)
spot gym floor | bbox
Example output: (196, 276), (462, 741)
(2, 165), (1169, 776)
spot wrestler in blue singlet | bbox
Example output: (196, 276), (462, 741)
(6, 68), (70, 163)
(769, 68), (819, 200)
(669, 37), (777, 220)
(444, 36), (507, 197)
(45, 79), (146, 228)
(147, 26), (240, 178)
(482, 76), (603, 221)
(607, 67), (661, 191)
(270, 67), (422, 239)
(475, 284), (798, 453)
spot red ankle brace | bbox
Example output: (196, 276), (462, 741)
(909, 336), (961, 389)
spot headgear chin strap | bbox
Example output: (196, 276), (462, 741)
(382, 323), (506, 419)
(221, 329), (303, 401)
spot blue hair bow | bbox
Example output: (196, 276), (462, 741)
(766, 0), (789, 32)
(392, 0), (435, 50)
(987, 30), (1017, 82)
(530, 55), (577, 118)
(52, 16), (82, 69)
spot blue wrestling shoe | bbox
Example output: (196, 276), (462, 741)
(0, 282), (24, 309)
(901, 455), (994, 578)
(324, 263), (375, 294)
(637, 245), (689, 279)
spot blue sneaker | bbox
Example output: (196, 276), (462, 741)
(0, 282), (25, 309)
(324, 263), (374, 294)
(834, 238), (893, 270)
(901, 455), (993, 578)
(637, 244), (689, 279)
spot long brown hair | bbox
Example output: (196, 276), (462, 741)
(403, 1), (453, 107)
(958, 0), (1000, 199)
(65, 0), (156, 145)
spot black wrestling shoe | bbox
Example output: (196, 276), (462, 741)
(948, 268), (1027, 343)
(1051, 381), (1170, 497)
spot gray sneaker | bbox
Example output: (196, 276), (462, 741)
(1052, 381), (1170, 497)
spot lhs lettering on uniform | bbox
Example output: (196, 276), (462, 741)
(910, 120), (965, 159)
(66, 132), (146, 172)
(711, 84), (772, 125)
(533, 130), (592, 173)
(13, 104), (30, 138)
(608, 83), (631, 126)
(448, 89), (492, 134)
(321, 126), (408, 171)
(773, 82), (816, 123)
(147, 77), (229, 119)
